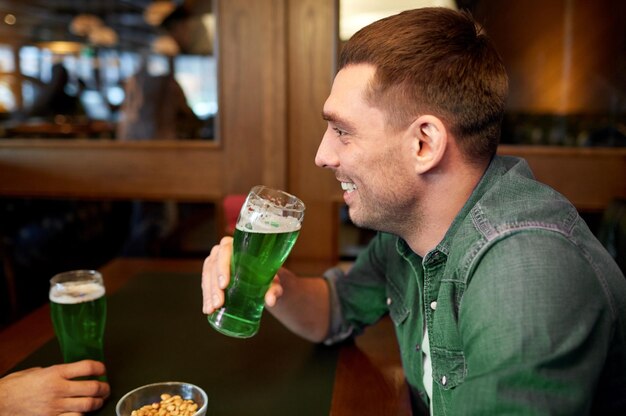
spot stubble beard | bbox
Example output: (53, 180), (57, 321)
(347, 185), (420, 238)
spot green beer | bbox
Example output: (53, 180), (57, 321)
(208, 186), (305, 338)
(49, 270), (107, 365)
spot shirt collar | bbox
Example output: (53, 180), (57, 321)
(394, 155), (531, 262)
(435, 155), (535, 256)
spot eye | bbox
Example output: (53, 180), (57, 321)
(333, 127), (347, 137)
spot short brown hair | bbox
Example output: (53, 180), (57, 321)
(339, 7), (508, 164)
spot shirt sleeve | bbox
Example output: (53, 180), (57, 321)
(452, 231), (615, 414)
(322, 232), (394, 345)
(321, 266), (354, 345)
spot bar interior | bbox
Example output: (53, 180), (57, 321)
(0, 1), (624, 415)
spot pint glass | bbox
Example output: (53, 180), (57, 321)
(49, 270), (107, 364)
(208, 186), (305, 338)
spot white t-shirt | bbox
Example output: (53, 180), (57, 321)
(423, 329), (434, 415)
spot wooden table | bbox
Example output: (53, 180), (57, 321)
(0, 258), (411, 415)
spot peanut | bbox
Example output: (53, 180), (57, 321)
(129, 393), (200, 416)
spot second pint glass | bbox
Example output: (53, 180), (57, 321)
(208, 186), (305, 338)
(49, 270), (107, 366)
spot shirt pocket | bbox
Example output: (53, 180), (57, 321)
(386, 274), (410, 326)
(430, 347), (466, 390)
(388, 298), (410, 326)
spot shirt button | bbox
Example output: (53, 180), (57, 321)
(430, 301), (437, 310)
(415, 344), (420, 351)
(441, 376), (447, 386)
(386, 297), (392, 306)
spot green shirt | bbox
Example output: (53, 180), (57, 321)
(324, 156), (626, 415)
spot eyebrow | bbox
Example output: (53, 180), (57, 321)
(322, 110), (355, 131)
(322, 110), (338, 122)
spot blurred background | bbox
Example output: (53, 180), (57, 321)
(0, 0), (217, 140)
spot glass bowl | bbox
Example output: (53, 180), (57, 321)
(115, 381), (208, 416)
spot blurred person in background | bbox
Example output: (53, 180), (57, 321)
(116, 64), (200, 141)
(26, 63), (84, 120)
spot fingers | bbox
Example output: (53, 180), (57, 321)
(53, 360), (110, 401)
(64, 378), (110, 400)
(216, 236), (233, 289)
(57, 395), (106, 414)
(208, 246), (225, 311)
(55, 360), (106, 380)
(202, 236), (233, 314)
(201, 249), (216, 314)
(265, 275), (284, 307)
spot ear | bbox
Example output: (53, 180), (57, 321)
(406, 115), (448, 174)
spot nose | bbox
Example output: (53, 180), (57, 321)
(315, 129), (339, 169)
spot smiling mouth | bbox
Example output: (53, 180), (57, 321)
(341, 182), (357, 193)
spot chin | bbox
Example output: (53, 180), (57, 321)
(346, 209), (362, 227)
(347, 210), (372, 231)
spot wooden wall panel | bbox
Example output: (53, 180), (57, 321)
(286, 0), (340, 272)
(498, 145), (626, 212)
(218, 0), (287, 194)
(0, 141), (223, 201)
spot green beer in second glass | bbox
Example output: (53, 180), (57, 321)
(208, 186), (305, 338)
(49, 270), (107, 366)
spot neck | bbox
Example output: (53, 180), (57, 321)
(402, 159), (487, 257)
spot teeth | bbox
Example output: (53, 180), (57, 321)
(341, 182), (357, 192)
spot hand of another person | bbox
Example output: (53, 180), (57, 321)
(202, 236), (284, 314)
(0, 360), (110, 416)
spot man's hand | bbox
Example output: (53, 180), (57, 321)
(202, 236), (284, 315)
(0, 360), (110, 416)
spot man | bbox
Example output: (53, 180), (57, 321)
(0, 360), (109, 415)
(202, 7), (626, 414)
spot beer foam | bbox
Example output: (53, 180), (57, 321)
(49, 282), (105, 304)
(237, 207), (301, 234)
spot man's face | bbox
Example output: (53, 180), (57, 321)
(315, 64), (419, 234)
